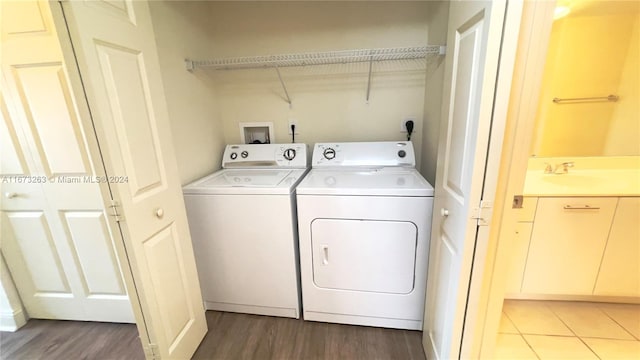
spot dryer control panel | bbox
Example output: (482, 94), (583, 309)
(223, 143), (308, 169)
(312, 141), (416, 168)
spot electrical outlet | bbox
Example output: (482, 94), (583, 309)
(400, 117), (416, 132)
(288, 119), (299, 134)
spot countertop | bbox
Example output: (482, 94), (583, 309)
(523, 157), (640, 197)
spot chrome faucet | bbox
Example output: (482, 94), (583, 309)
(544, 162), (575, 174)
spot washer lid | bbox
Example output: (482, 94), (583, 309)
(296, 168), (434, 196)
(183, 169), (307, 195)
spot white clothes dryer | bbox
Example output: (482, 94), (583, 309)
(183, 143), (308, 318)
(296, 141), (434, 330)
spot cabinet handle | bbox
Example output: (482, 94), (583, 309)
(563, 205), (600, 210)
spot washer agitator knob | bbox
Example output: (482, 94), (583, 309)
(323, 148), (336, 160)
(283, 148), (296, 160)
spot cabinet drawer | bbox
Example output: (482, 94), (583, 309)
(522, 197), (618, 295)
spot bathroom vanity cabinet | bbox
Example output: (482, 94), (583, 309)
(505, 196), (640, 300)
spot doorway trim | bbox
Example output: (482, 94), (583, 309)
(461, 1), (557, 358)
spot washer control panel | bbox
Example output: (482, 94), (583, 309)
(222, 143), (308, 168)
(312, 141), (415, 168)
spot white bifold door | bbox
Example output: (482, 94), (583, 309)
(0, 0), (133, 323)
(422, 0), (515, 359)
(58, 0), (208, 358)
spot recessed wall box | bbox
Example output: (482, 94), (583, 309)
(239, 122), (275, 144)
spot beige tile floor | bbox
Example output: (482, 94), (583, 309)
(496, 300), (640, 359)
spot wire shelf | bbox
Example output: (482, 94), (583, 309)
(185, 45), (446, 106)
(185, 45), (445, 71)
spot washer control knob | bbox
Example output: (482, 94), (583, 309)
(230, 152), (238, 160)
(323, 148), (336, 160)
(241, 151), (249, 158)
(283, 148), (296, 160)
(398, 150), (406, 158)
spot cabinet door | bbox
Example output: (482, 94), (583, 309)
(312, 219), (417, 294)
(504, 222), (533, 295)
(522, 197), (617, 295)
(594, 197), (640, 297)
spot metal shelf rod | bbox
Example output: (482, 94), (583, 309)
(552, 95), (619, 104)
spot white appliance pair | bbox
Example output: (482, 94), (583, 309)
(183, 141), (433, 330)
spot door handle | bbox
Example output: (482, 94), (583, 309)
(5, 192), (19, 199)
(321, 245), (329, 265)
(563, 205), (600, 210)
(155, 208), (164, 219)
(441, 208), (449, 217)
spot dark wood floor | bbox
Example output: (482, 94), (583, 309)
(1, 311), (425, 360)
(0, 318), (143, 360)
(192, 311), (425, 360)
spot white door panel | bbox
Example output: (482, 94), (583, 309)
(0, 93), (28, 176)
(423, 1), (507, 359)
(61, 0), (208, 357)
(1, 0), (133, 323)
(3, 211), (71, 294)
(94, 43), (166, 198)
(10, 63), (91, 177)
(61, 211), (127, 296)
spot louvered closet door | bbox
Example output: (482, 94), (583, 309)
(0, 0), (133, 323)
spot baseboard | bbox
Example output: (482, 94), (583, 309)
(0, 308), (27, 332)
(304, 311), (422, 330)
(504, 293), (640, 304)
(204, 301), (299, 319)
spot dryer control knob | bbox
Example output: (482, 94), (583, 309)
(398, 150), (406, 158)
(283, 148), (296, 160)
(241, 151), (249, 158)
(230, 152), (238, 160)
(323, 148), (336, 160)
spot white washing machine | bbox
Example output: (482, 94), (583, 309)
(183, 143), (308, 318)
(296, 141), (434, 330)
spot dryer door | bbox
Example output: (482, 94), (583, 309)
(311, 219), (417, 294)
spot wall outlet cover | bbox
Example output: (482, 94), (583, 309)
(401, 118), (416, 132)
(288, 119), (299, 134)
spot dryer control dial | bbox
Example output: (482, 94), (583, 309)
(241, 151), (249, 158)
(323, 148), (336, 160)
(283, 148), (296, 160)
(230, 152), (238, 160)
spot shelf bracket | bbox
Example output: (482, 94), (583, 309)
(274, 65), (292, 107)
(365, 55), (374, 103)
(185, 59), (195, 72)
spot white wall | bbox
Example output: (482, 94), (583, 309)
(207, 1), (437, 167)
(605, 15), (640, 156)
(420, 1), (449, 184)
(149, 1), (226, 184)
